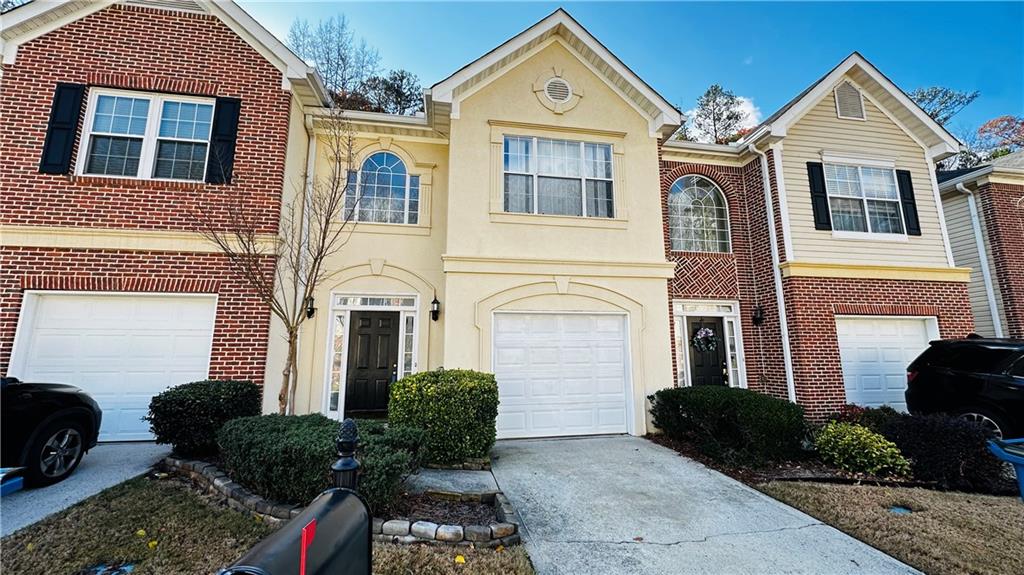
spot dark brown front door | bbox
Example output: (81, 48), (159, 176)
(345, 310), (400, 415)
(688, 316), (727, 386)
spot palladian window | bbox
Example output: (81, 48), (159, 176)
(668, 175), (731, 253)
(344, 151), (419, 224)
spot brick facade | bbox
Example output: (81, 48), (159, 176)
(978, 182), (1024, 338)
(0, 4), (293, 387)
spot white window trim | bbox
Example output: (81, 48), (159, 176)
(75, 87), (215, 183)
(668, 174), (732, 254)
(321, 292), (419, 420)
(347, 152), (419, 226)
(824, 161), (908, 240)
(502, 135), (614, 219)
(833, 81), (867, 121)
(672, 299), (747, 389)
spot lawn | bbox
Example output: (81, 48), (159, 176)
(1, 476), (532, 575)
(760, 481), (1024, 575)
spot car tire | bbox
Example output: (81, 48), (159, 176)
(956, 407), (1012, 440)
(24, 419), (88, 487)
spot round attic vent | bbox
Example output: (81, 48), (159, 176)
(544, 77), (572, 103)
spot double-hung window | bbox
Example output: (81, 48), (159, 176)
(503, 136), (614, 218)
(79, 89), (214, 182)
(824, 163), (904, 235)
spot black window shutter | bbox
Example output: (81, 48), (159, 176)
(896, 169), (921, 236)
(39, 83), (86, 174)
(206, 97), (241, 185)
(806, 162), (832, 230)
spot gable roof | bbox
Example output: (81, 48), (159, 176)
(937, 150), (1024, 190)
(429, 8), (681, 137)
(743, 52), (961, 160)
(0, 0), (330, 107)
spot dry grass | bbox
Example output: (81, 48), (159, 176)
(0, 476), (533, 575)
(760, 481), (1024, 575)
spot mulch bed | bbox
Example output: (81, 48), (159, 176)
(391, 493), (498, 525)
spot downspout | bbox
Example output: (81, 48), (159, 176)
(748, 144), (797, 402)
(290, 113), (317, 414)
(956, 183), (1004, 337)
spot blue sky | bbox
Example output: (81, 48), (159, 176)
(239, 1), (1023, 135)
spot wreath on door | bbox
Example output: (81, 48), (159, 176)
(691, 327), (718, 352)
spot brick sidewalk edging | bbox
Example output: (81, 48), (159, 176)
(161, 457), (522, 547)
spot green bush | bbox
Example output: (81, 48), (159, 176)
(648, 386), (806, 463)
(828, 404), (902, 434)
(881, 413), (1008, 493)
(815, 422), (910, 477)
(389, 369), (499, 465)
(145, 380), (260, 457)
(217, 415), (422, 513)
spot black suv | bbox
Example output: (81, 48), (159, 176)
(1, 377), (103, 486)
(906, 338), (1024, 439)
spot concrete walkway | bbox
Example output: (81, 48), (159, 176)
(1, 442), (170, 537)
(491, 436), (919, 575)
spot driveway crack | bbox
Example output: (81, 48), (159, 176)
(538, 522), (824, 546)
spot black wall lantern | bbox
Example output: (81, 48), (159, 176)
(752, 304), (766, 326)
(305, 296), (316, 319)
(430, 296), (441, 321)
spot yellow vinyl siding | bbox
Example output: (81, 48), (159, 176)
(782, 85), (949, 267)
(943, 193), (995, 335)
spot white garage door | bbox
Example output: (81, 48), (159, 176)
(11, 293), (217, 441)
(835, 317), (933, 412)
(493, 313), (629, 439)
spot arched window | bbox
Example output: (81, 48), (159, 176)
(669, 175), (730, 253)
(345, 151), (419, 224)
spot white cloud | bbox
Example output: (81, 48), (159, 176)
(684, 96), (763, 143)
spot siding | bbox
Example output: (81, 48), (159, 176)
(781, 82), (949, 267)
(943, 193), (1001, 336)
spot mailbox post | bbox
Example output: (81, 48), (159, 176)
(332, 418), (360, 491)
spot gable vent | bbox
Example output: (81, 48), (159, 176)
(835, 81), (865, 120)
(544, 78), (572, 104)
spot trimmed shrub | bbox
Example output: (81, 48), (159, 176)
(815, 422), (910, 477)
(217, 414), (422, 513)
(648, 386), (806, 463)
(881, 413), (1008, 493)
(145, 380), (260, 457)
(389, 369), (499, 465)
(828, 404), (902, 434)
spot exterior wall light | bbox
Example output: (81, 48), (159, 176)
(430, 297), (441, 321)
(305, 296), (316, 319)
(752, 305), (766, 326)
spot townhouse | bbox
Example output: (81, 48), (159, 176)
(2, 2), (977, 442)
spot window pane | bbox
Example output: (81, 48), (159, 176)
(824, 163), (862, 197)
(85, 135), (142, 176)
(669, 175), (730, 252)
(537, 176), (582, 216)
(861, 167), (899, 200)
(586, 180), (614, 218)
(159, 100), (214, 141)
(355, 152), (408, 223)
(154, 141), (208, 181)
(92, 95), (149, 136)
(504, 174), (533, 213)
(584, 143), (612, 179)
(503, 136), (531, 173)
(536, 138), (580, 177)
(867, 200), (904, 234)
(829, 197), (868, 232)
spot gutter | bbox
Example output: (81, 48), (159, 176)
(748, 144), (798, 403)
(956, 183), (1004, 337)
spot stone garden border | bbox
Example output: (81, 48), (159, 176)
(161, 457), (521, 547)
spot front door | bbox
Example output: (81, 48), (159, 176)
(345, 310), (400, 415)
(688, 316), (727, 386)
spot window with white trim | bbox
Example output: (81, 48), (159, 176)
(344, 152), (419, 224)
(79, 89), (214, 181)
(668, 175), (731, 252)
(824, 163), (904, 234)
(503, 136), (614, 218)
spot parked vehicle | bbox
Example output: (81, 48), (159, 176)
(906, 338), (1024, 439)
(1, 377), (102, 486)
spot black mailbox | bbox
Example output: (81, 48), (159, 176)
(220, 488), (371, 575)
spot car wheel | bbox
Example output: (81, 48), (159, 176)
(25, 419), (87, 486)
(957, 408), (1010, 440)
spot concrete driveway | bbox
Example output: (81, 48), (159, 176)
(1, 442), (170, 537)
(491, 436), (919, 575)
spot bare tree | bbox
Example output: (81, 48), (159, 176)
(192, 111), (360, 414)
(288, 15), (380, 100)
(909, 86), (979, 126)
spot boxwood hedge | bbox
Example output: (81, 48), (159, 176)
(145, 379), (260, 457)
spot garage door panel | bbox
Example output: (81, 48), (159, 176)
(836, 317), (931, 413)
(493, 313), (629, 439)
(14, 294), (216, 441)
